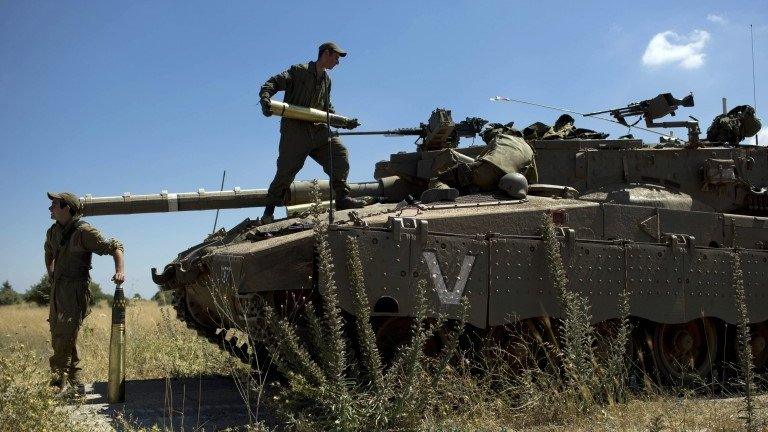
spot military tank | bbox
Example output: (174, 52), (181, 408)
(80, 94), (768, 384)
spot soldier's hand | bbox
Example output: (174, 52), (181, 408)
(112, 272), (125, 284)
(260, 98), (273, 117)
(343, 118), (360, 130)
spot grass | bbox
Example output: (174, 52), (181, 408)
(1, 298), (765, 432)
(0, 300), (250, 432)
(0, 300), (245, 382)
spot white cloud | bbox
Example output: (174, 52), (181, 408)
(642, 30), (711, 69)
(707, 14), (727, 25)
(748, 128), (768, 145)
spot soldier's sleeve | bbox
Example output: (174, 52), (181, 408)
(79, 224), (124, 256)
(259, 67), (293, 100)
(326, 79), (335, 113)
(44, 225), (55, 263)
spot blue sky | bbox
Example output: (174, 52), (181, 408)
(1, 1), (766, 298)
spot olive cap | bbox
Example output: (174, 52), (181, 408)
(319, 41), (347, 57)
(47, 191), (81, 213)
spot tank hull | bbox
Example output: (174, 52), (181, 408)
(84, 133), (766, 384)
(156, 191), (768, 384)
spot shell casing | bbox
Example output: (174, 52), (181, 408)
(268, 99), (352, 128)
(107, 286), (126, 403)
(107, 323), (125, 403)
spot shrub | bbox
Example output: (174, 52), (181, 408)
(24, 275), (111, 306)
(0, 280), (21, 305)
(24, 275), (51, 306)
(151, 289), (173, 305)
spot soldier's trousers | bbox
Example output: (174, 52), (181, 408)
(437, 161), (505, 191)
(265, 124), (351, 207)
(49, 277), (91, 376)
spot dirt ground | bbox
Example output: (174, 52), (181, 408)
(67, 375), (272, 431)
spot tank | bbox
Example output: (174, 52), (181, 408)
(81, 96), (768, 384)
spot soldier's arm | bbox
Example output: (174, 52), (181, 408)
(259, 68), (293, 100)
(111, 248), (125, 284)
(326, 80), (335, 113)
(44, 227), (55, 278)
(79, 224), (126, 283)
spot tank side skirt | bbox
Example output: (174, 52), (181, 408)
(325, 226), (768, 327)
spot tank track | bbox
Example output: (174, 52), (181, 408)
(170, 288), (253, 366)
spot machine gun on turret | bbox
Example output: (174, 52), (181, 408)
(336, 108), (488, 151)
(585, 93), (701, 147)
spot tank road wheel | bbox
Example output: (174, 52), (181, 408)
(652, 318), (718, 384)
(374, 317), (413, 363)
(749, 321), (768, 373)
(373, 317), (444, 364)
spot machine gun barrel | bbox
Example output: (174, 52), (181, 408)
(337, 109), (487, 152)
(80, 180), (384, 216)
(583, 105), (644, 118)
(335, 128), (424, 137)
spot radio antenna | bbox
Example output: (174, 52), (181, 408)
(211, 170), (226, 234)
(751, 24), (759, 145)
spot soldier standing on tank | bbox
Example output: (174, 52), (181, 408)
(45, 192), (125, 396)
(258, 42), (364, 224)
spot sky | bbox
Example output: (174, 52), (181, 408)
(0, 1), (766, 298)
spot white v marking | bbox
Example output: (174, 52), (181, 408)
(422, 251), (475, 305)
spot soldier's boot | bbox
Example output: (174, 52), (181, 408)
(420, 181), (459, 204)
(52, 372), (73, 398)
(261, 205), (275, 225)
(335, 195), (365, 210)
(48, 370), (64, 389)
(68, 370), (86, 396)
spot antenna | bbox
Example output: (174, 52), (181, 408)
(326, 88), (334, 224)
(211, 170), (226, 234)
(751, 24), (759, 145)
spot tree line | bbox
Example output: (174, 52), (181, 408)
(0, 276), (164, 306)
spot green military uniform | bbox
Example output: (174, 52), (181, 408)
(430, 127), (538, 192)
(44, 217), (123, 380)
(525, 114), (609, 141)
(260, 61), (351, 206)
(706, 105), (762, 145)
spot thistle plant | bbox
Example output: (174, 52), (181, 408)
(732, 250), (757, 432)
(258, 180), (468, 431)
(539, 212), (631, 410)
(541, 213), (594, 396)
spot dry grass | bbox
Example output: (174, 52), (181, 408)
(0, 300), (247, 382)
(2, 299), (767, 431)
(426, 393), (766, 431)
(0, 300), (250, 432)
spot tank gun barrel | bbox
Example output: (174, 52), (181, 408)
(80, 180), (383, 216)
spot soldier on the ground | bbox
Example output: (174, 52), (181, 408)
(45, 192), (125, 396)
(258, 42), (364, 224)
(421, 123), (538, 203)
